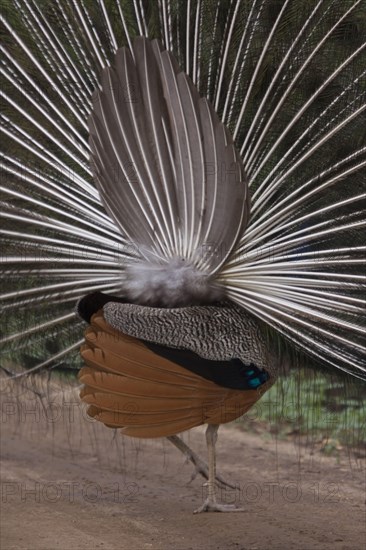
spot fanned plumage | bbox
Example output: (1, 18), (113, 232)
(1, 1), (365, 381)
(89, 37), (249, 305)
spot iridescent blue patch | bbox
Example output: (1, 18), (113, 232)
(240, 363), (269, 389)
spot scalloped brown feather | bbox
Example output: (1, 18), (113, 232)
(79, 311), (273, 438)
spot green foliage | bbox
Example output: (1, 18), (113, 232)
(240, 369), (366, 453)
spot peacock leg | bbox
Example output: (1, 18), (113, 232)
(193, 424), (245, 513)
(166, 435), (236, 489)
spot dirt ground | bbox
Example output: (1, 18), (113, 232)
(0, 382), (365, 550)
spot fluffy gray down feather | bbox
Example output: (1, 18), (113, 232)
(123, 259), (225, 307)
(103, 301), (275, 375)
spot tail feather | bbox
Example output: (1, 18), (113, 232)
(89, 36), (249, 273)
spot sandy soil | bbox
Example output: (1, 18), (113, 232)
(0, 382), (365, 550)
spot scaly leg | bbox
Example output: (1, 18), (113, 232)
(193, 424), (245, 513)
(166, 434), (236, 489)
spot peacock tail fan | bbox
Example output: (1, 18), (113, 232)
(88, 36), (249, 306)
(0, 0), (365, 455)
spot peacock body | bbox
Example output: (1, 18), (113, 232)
(1, 0), (365, 513)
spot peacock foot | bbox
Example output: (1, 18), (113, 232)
(189, 460), (237, 490)
(193, 498), (246, 514)
(166, 435), (236, 490)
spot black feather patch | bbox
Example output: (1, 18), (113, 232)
(77, 292), (127, 323)
(145, 342), (270, 391)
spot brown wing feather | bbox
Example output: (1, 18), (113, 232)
(80, 387), (214, 412)
(79, 311), (271, 438)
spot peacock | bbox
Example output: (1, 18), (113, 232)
(1, 0), (365, 514)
